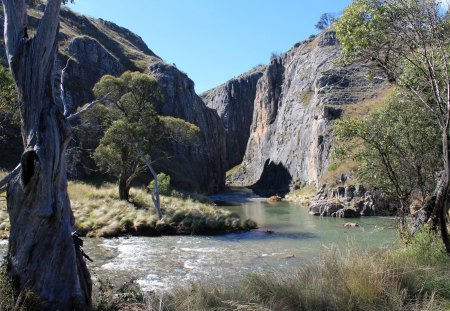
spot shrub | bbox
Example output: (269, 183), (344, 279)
(149, 172), (171, 196)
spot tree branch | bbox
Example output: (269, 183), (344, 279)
(33, 0), (62, 67)
(61, 54), (76, 116)
(0, 164), (21, 193)
(2, 0), (27, 66)
(66, 94), (110, 121)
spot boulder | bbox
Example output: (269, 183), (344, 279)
(267, 195), (283, 203)
(343, 222), (360, 228)
(309, 201), (345, 216)
(332, 208), (360, 218)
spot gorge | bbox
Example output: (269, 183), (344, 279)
(0, 7), (388, 203)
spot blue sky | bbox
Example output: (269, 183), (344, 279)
(67, 1), (352, 93)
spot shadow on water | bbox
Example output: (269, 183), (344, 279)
(210, 186), (263, 203)
(219, 230), (318, 242)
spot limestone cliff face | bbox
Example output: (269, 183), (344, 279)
(0, 7), (226, 193)
(201, 67), (265, 170)
(230, 31), (385, 195)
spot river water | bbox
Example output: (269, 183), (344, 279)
(0, 188), (397, 292)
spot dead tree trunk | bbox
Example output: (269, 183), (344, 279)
(435, 124), (450, 254)
(141, 155), (162, 219)
(2, 1), (92, 309)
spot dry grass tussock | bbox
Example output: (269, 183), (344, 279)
(285, 185), (317, 205)
(0, 180), (255, 239)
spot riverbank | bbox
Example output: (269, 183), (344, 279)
(92, 230), (450, 311)
(0, 181), (257, 239)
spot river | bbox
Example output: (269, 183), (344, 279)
(0, 187), (397, 292)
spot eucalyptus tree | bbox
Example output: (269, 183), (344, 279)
(0, 0), (92, 309)
(88, 71), (200, 216)
(336, 0), (450, 253)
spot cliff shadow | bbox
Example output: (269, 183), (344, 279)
(250, 160), (292, 197)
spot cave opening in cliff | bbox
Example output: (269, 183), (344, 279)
(251, 159), (292, 197)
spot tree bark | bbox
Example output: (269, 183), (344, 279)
(141, 155), (162, 219)
(118, 173), (131, 201)
(3, 0), (92, 309)
(434, 126), (450, 254)
(119, 146), (131, 201)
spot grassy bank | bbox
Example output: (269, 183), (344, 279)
(91, 230), (450, 311)
(0, 180), (256, 239)
(285, 185), (317, 205)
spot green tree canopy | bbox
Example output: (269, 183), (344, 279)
(87, 71), (199, 201)
(335, 92), (441, 204)
(335, 0), (450, 254)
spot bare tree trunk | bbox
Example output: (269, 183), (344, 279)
(434, 129), (450, 254)
(119, 147), (131, 201)
(141, 155), (162, 219)
(118, 172), (131, 201)
(3, 0), (92, 309)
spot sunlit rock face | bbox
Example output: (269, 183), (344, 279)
(225, 31), (385, 195)
(202, 67), (265, 170)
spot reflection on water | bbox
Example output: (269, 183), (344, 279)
(0, 188), (397, 292)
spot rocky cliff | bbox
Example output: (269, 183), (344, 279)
(0, 6), (226, 193)
(147, 60), (226, 192)
(224, 31), (386, 195)
(201, 66), (265, 170)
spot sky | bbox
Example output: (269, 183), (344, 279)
(67, 1), (352, 93)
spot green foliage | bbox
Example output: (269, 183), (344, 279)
(334, 92), (441, 201)
(335, 0), (391, 65)
(0, 64), (18, 124)
(160, 116), (200, 144)
(149, 172), (171, 196)
(86, 71), (199, 199)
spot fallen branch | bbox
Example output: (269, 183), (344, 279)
(0, 164), (21, 193)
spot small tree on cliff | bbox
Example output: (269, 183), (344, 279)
(0, 0), (92, 309)
(315, 13), (336, 30)
(335, 0), (450, 253)
(88, 71), (200, 205)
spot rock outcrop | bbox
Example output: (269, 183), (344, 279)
(147, 60), (226, 192)
(201, 66), (265, 170)
(229, 31), (386, 196)
(0, 6), (226, 193)
(309, 184), (397, 217)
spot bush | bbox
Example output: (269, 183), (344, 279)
(149, 172), (171, 196)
